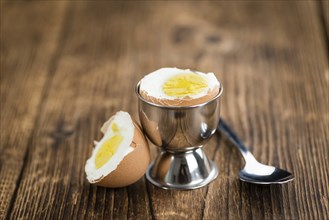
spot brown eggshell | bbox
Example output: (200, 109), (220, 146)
(140, 86), (220, 107)
(94, 120), (150, 188)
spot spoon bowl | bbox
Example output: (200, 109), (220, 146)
(239, 162), (294, 184)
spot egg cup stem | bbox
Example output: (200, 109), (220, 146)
(146, 148), (218, 190)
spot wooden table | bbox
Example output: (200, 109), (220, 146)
(1, 1), (328, 219)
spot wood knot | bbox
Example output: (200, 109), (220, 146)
(205, 35), (221, 43)
(50, 119), (74, 149)
(172, 26), (195, 43)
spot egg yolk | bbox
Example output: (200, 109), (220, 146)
(95, 123), (123, 169)
(111, 122), (119, 133)
(162, 73), (208, 97)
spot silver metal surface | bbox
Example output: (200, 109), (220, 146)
(136, 82), (223, 190)
(218, 119), (294, 184)
(146, 149), (218, 190)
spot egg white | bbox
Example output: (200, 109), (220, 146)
(85, 111), (135, 183)
(140, 67), (220, 100)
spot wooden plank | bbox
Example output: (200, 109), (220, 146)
(0, 2), (67, 219)
(199, 1), (329, 219)
(2, 1), (329, 219)
(5, 2), (154, 219)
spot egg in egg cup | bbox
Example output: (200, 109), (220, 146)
(136, 68), (223, 190)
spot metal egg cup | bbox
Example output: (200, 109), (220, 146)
(136, 82), (223, 190)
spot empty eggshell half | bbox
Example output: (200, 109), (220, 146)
(85, 111), (150, 188)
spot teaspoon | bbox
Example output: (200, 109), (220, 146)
(217, 119), (294, 184)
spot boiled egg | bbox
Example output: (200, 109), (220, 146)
(85, 111), (150, 188)
(139, 67), (221, 106)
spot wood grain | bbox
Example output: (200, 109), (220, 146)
(320, 0), (329, 34)
(0, 2), (67, 218)
(1, 1), (328, 220)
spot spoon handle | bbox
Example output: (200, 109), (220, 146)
(217, 119), (256, 163)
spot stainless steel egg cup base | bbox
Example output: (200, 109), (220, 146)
(145, 148), (218, 190)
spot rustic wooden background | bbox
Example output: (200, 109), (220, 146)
(1, 1), (328, 219)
